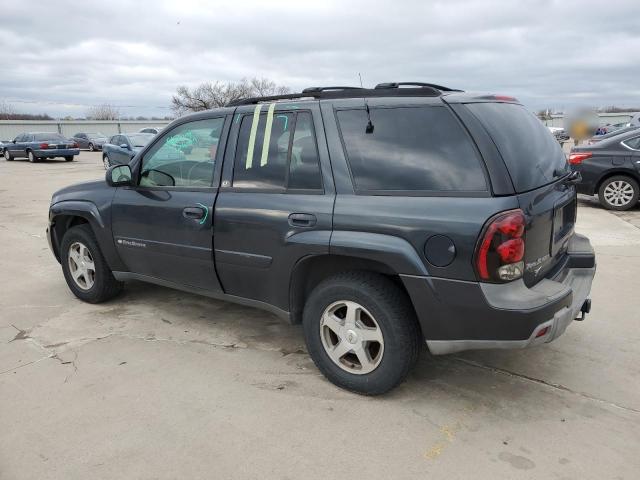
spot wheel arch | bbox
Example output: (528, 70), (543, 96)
(288, 253), (422, 331)
(596, 169), (640, 193)
(49, 201), (124, 270)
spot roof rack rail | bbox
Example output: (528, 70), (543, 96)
(375, 82), (463, 92)
(227, 86), (443, 106)
(302, 86), (362, 93)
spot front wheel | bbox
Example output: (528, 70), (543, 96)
(88, 143), (95, 152)
(60, 224), (123, 303)
(302, 272), (422, 395)
(103, 155), (110, 169)
(598, 175), (639, 211)
(3, 149), (13, 161)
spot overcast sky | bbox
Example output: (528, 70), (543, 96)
(1, 0), (639, 118)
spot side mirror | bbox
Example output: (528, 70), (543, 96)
(120, 143), (130, 150)
(106, 164), (133, 187)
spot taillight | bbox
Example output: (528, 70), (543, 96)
(39, 142), (49, 149)
(475, 209), (526, 282)
(71, 142), (78, 148)
(569, 152), (592, 165)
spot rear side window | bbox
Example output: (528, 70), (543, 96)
(233, 109), (322, 191)
(622, 136), (640, 150)
(336, 106), (487, 192)
(466, 103), (569, 193)
(33, 133), (65, 141)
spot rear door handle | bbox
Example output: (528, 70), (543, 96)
(288, 213), (317, 227)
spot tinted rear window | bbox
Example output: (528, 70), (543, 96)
(33, 133), (66, 141)
(466, 103), (568, 192)
(336, 106), (487, 192)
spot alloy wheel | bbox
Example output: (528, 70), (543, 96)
(604, 180), (634, 207)
(68, 241), (96, 290)
(319, 300), (384, 374)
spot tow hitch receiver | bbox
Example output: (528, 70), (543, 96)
(575, 299), (591, 321)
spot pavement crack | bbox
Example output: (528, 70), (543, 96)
(452, 357), (640, 415)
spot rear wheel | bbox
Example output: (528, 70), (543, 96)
(598, 175), (639, 211)
(64, 156), (74, 162)
(302, 272), (421, 395)
(60, 224), (123, 303)
(3, 149), (13, 161)
(27, 150), (38, 163)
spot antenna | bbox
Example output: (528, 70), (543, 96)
(358, 73), (374, 134)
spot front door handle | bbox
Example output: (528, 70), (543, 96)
(288, 213), (317, 227)
(183, 205), (208, 224)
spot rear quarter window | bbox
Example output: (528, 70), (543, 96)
(465, 103), (569, 193)
(336, 106), (487, 193)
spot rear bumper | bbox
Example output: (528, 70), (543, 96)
(402, 234), (596, 355)
(34, 148), (79, 157)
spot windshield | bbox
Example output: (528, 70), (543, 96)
(127, 133), (154, 147)
(33, 133), (66, 141)
(466, 103), (569, 193)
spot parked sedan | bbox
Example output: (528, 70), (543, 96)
(587, 125), (640, 145)
(2, 132), (79, 163)
(72, 132), (108, 151)
(102, 133), (154, 169)
(139, 127), (163, 135)
(570, 129), (640, 210)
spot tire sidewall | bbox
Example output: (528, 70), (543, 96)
(60, 226), (109, 302)
(89, 143), (94, 151)
(303, 278), (416, 394)
(28, 150), (37, 163)
(599, 176), (639, 211)
(4, 149), (12, 160)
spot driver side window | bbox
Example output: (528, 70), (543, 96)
(139, 117), (225, 188)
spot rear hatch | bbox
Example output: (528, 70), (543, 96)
(465, 101), (575, 286)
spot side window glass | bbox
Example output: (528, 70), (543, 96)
(233, 110), (294, 189)
(624, 136), (640, 150)
(288, 112), (322, 190)
(139, 117), (225, 188)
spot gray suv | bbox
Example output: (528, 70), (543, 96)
(46, 83), (596, 394)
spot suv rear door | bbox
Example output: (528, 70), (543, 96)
(213, 102), (334, 312)
(110, 115), (230, 291)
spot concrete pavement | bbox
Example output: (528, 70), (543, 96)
(1, 152), (639, 479)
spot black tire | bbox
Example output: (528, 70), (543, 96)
(3, 149), (13, 161)
(27, 150), (39, 163)
(88, 143), (95, 152)
(60, 224), (123, 303)
(64, 156), (74, 162)
(302, 272), (422, 395)
(598, 175), (639, 211)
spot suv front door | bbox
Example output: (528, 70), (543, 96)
(214, 104), (335, 312)
(110, 115), (230, 291)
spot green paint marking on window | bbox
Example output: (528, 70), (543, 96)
(234, 113), (241, 124)
(276, 114), (288, 130)
(245, 104), (262, 169)
(260, 103), (276, 166)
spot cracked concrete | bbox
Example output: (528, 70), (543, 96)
(1, 152), (640, 479)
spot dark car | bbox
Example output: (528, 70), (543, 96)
(570, 129), (640, 210)
(46, 84), (595, 394)
(72, 132), (108, 151)
(587, 125), (640, 145)
(102, 133), (155, 169)
(3, 132), (79, 162)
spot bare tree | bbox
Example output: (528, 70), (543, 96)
(0, 101), (15, 120)
(171, 77), (290, 115)
(86, 104), (120, 120)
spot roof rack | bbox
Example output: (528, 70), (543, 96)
(375, 82), (463, 92)
(227, 85), (443, 106)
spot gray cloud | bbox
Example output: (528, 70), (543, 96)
(1, 0), (638, 117)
